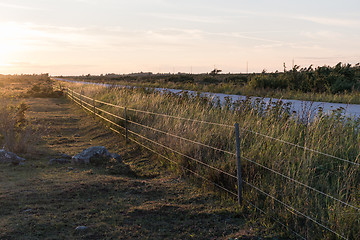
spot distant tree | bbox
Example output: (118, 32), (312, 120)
(210, 68), (222, 76)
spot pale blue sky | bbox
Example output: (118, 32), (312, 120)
(0, 0), (359, 75)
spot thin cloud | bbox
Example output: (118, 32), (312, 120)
(0, 3), (42, 10)
(144, 13), (228, 24)
(209, 31), (284, 44)
(294, 16), (360, 27)
(300, 31), (343, 39)
(220, 7), (360, 28)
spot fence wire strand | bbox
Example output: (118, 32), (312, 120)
(69, 94), (126, 130)
(121, 128), (237, 196)
(243, 128), (360, 167)
(241, 155), (360, 212)
(96, 99), (126, 109)
(127, 128), (237, 179)
(244, 200), (306, 240)
(243, 180), (348, 240)
(96, 105), (126, 121)
(127, 119), (234, 155)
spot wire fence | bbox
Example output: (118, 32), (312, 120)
(61, 85), (359, 240)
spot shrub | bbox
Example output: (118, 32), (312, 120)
(25, 83), (63, 98)
(0, 102), (37, 153)
(248, 73), (288, 89)
(248, 63), (360, 94)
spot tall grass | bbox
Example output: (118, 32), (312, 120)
(65, 82), (359, 239)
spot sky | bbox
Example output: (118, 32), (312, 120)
(0, 0), (359, 75)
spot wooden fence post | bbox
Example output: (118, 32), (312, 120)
(235, 123), (242, 205)
(93, 97), (96, 118)
(125, 106), (128, 143)
(80, 90), (83, 107)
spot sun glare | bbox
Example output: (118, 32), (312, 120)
(0, 22), (31, 70)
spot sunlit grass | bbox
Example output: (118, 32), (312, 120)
(64, 82), (360, 239)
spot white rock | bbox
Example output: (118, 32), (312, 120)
(75, 226), (88, 231)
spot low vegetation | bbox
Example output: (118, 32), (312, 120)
(62, 62), (360, 104)
(63, 81), (360, 239)
(1, 80), (269, 239)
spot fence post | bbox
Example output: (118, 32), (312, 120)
(93, 97), (96, 118)
(80, 90), (83, 107)
(125, 106), (128, 144)
(71, 88), (74, 100)
(235, 123), (242, 205)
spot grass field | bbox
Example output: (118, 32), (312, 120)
(0, 76), (289, 239)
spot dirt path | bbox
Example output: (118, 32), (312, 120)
(0, 97), (274, 239)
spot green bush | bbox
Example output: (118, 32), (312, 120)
(249, 73), (288, 89)
(248, 62), (360, 94)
